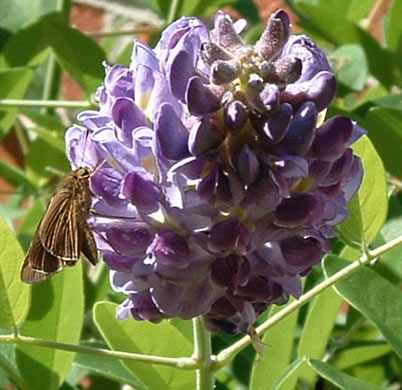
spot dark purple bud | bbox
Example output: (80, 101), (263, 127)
(211, 59), (241, 85)
(188, 117), (226, 155)
(237, 145), (260, 184)
(241, 168), (280, 217)
(198, 167), (218, 201)
(311, 116), (354, 161)
(104, 222), (154, 257)
(214, 13), (243, 50)
(224, 100), (248, 131)
(281, 237), (323, 269)
(122, 171), (161, 211)
(309, 160), (333, 183)
(321, 149), (353, 186)
(263, 103), (293, 143)
(149, 231), (190, 267)
(208, 296), (239, 318)
(275, 193), (324, 227)
(236, 276), (281, 301)
(273, 56), (302, 84)
(169, 50), (196, 101)
(342, 156), (363, 201)
(281, 35), (332, 83)
(186, 76), (221, 115)
(247, 80), (279, 113)
(209, 218), (250, 254)
(276, 101), (317, 155)
(200, 41), (233, 66)
(211, 255), (250, 288)
(155, 103), (190, 160)
(103, 251), (139, 272)
(111, 98), (146, 146)
(212, 166), (244, 207)
(256, 10), (291, 60)
(130, 292), (166, 322)
(281, 71), (337, 112)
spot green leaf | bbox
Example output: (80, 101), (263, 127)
(385, 0), (402, 57)
(232, 0), (260, 24)
(0, 13), (59, 68)
(294, 0), (398, 88)
(17, 198), (45, 252)
(338, 136), (387, 247)
(363, 108), (402, 178)
(331, 44), (368, 91)
(296, 287), (343, 386)
(273, 357), (306, 390)
(308, 359), (382, 389)
(324, 255), (402, 360)
(0, 214), (30, 329)
(93, 301), (195, 390)
(0, 0), (58, 33)
(250, 303), (299, 390)
(43, 21), (106, 94)
(332, 343), (391, 370)
(21, 109), (65, 133)
(26, 137), (70, 185)
(0, 68), (35, 138)
(0, 343), (28, 390)
(16, 264), (84, 390)
(0, 161), (37, 194)
(29, 127), (66, 153)
(346, 0), (376, 23)
(73, 341), (146, 389)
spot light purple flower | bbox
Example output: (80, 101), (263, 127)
(66, 9), (364, 334)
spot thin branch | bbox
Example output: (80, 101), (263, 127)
(0, 99), (93, 109)
(86, 27), (161, 38)
(214, 234), (402, 369)
(192, 317), (215, 390)
(0, 334), (198, 370)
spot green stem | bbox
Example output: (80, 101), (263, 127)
(0, 99), (93, 109)
(167, 0), (181, 24)
(0, 334), (197, 370)
(41, 0), (72, 114)
(214, 234), (402, 369)
(87, 27), (162, 38)
(192, 317), (215, 390)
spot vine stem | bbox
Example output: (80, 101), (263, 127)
(192, 317), (215, 390)
(167, 0), (181, 24)
(0, 334), (197, 370)
(0, 99), (93, 109)
(214, 234), (402, 369)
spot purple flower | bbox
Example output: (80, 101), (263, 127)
(66, 9), (364, 334)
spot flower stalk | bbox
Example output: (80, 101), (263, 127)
(192, 317), (215, 390)
(0, 99), (93, 108)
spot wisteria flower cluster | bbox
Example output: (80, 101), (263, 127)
(66, 10), (364, 334)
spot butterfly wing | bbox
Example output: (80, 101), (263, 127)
(39, 190), (81, 261)
(20, 231), (63, 283)
(80, 220), (98, 266)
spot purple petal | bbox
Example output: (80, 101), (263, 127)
(188, 116), (226, 155)
(187, 76), (221, 115)
(275, 193), (325, 227)
(311, 116), (354, 161)
(131, 40), (160, 71)
(111, 97), (146, 146)
(122, 171), (161, 211)
(155, 103), (190, 160)
(148, 231), (190, 267)
(103, 221), (154, 257)
(275, 101), (318, 155)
